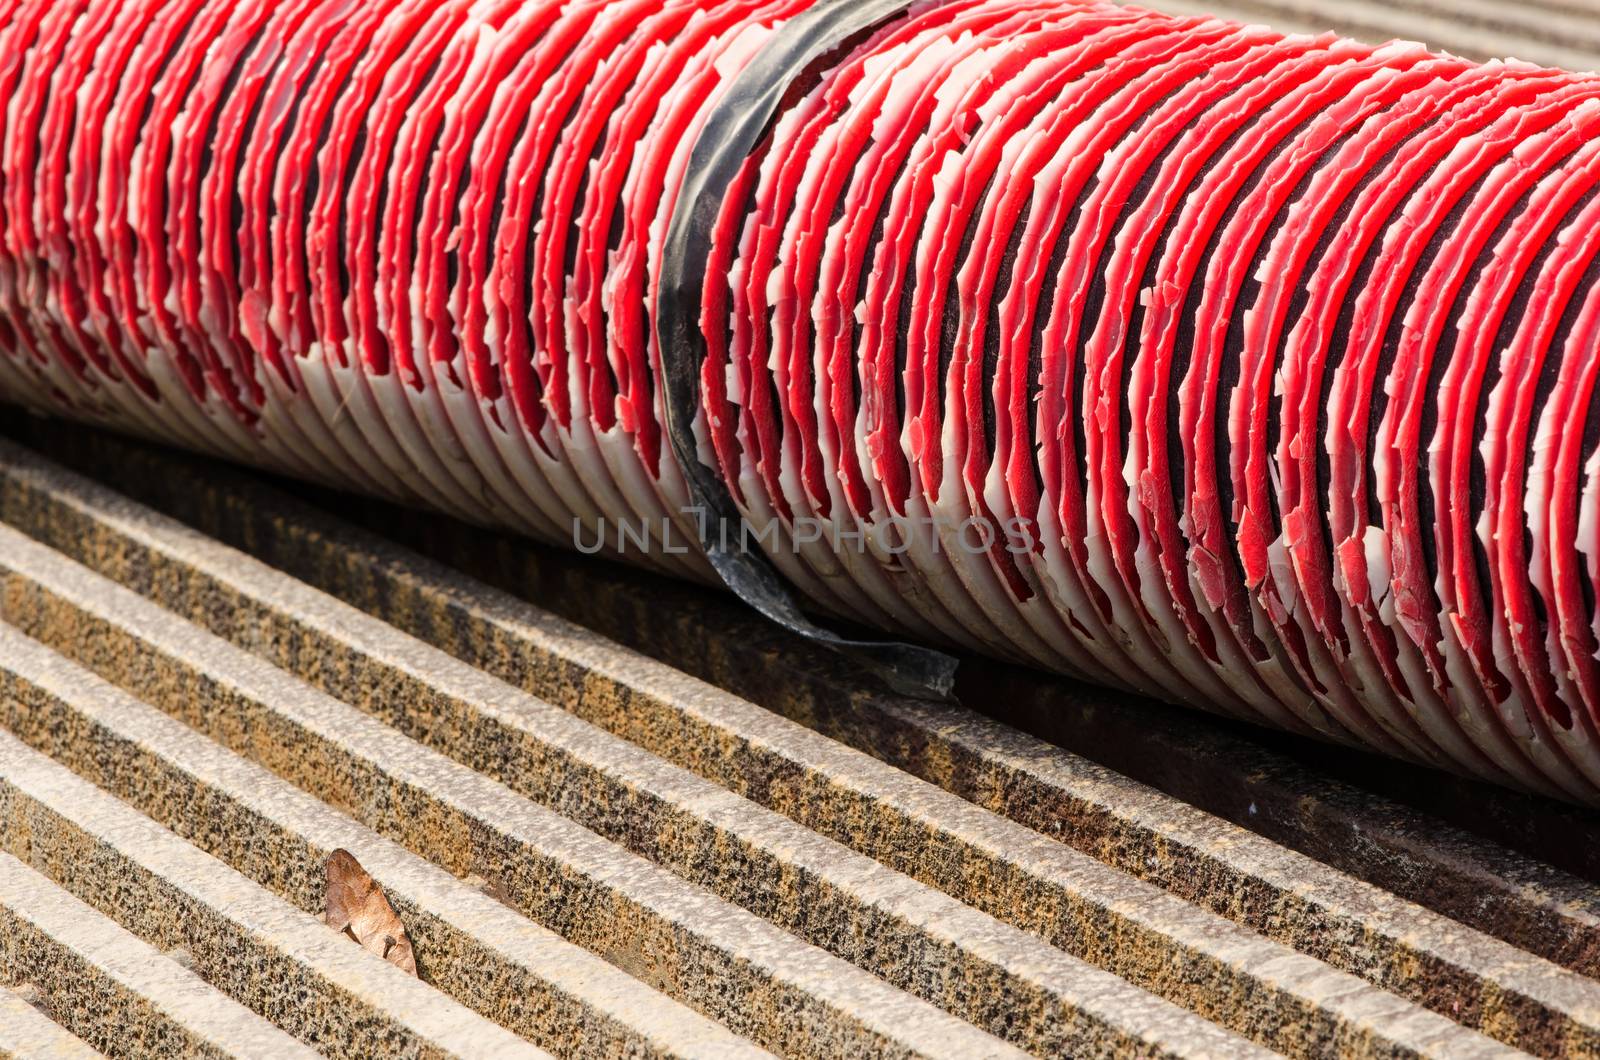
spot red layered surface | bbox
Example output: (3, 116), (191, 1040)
(5, 0), (1600, 800)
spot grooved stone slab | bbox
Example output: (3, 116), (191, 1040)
(0, 733), (550, 1060)
(0, 532), (1027, 1060)
(0, 986), (104, 1059)
(2, 413), (1597, 1060)
(0, 624), (770, 1060)
(0, 854), (312, 1060)
(0, 438), (1538, 1060)
(35, 428), (1591, 979)
(102, 451), (1599, 1056)
(69, 436), (1594, 1057)
(0, 533), (1305, 1057)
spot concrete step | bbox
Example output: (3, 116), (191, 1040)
(37, 427), (1598, 984)
(0, 525), (1035, 1058)
(0, 624), (767, 1060)
(0, 418), (1596, 1059)
(34, 435), (1589, 1054)
(0, 854), (314, 1059)
(0, 732), (551, 1058)
(0, 985), (103, 1060)
(3, 433), (1597, 1057)
(0, 446), (1527, 1059)
(0, 987), (103, 1060)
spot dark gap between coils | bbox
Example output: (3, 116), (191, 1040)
(1582, 365), (1600, 632)
(1101, 86), (1220, 659)
(202, 26), (264, 300)
(1261, 122), (1390, 659)
(658, 0), (961, 700)
(1552, 248), (1600, 635)
(852, 151), (914, 512)
(297, 21), (374, 325)
(1382, 190), (1472, 606)
(337, 117), (369, 303)
(1510, 185), (1600, 634)
(1443, 181), (1546, 705)
(128, 7), (209, 399)
(247, 7), (345, 402)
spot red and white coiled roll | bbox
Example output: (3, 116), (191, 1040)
(3, 0), (1600, 802)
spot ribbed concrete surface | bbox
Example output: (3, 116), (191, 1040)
(0, 414), (1596, 1058)
(1161, 0), (1600, 71)
(0, 988), (104, 1060)
(0, 985), (103, 1060)
(0, 854), (315, 1059)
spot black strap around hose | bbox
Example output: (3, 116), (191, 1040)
(656, 0), (961, 700)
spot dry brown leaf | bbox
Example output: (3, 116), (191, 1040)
(324, 849), (417, 976)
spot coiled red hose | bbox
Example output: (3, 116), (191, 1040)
(3, 0), (1600, 801)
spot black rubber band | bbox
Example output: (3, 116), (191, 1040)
(656, 0), (960, 700)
